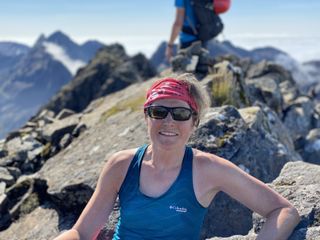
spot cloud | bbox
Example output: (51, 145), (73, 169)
(228, 34), (320, 62)
(43, 41), (85, 75)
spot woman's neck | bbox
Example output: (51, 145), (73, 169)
(146, 144), (186, 170)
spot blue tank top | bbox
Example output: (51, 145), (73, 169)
(113, 145), (208, 240)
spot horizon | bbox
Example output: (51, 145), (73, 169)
(1, 0), (320, 62)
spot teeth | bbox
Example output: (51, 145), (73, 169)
(159, 131), (178, 136)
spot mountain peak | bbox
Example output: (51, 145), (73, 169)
(47, 31), (74, 45)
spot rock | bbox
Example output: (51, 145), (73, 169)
(59, 133), (72, 149)
(41, 114), (80, 146)
(55, 109), (76, 120)
(0, 204), (75, 240)
(0, 177), (48, 230)
(283, 96), (315, 140)
(253, 161), (320, 239)
(207, 61), (249, 108)
(0, 167), (15, 187)
(297, 128), (320, 164)
(245, 74), (283, 116)
(39, 44), (156, 115)
(189, 105), (301, 238)
(72, 123), (87, 137)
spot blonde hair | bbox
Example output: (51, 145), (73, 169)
(171, 73), (211, 121)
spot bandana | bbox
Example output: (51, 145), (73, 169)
(144, 78), (198, 112)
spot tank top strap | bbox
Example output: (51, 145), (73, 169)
(179, 146), (193, 176)
(118, 144), (148, 201)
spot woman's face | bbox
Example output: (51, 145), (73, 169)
(145, 98), (195, 150)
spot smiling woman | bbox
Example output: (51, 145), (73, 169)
(54, 73), (300, 240)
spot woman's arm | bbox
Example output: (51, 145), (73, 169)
(166, 7), (184, 60)
(206, 155), (300, 239)
(54, 150), (134, 240)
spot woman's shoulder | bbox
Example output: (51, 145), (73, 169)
(99, 147), (141, 192)
(192, 148), (238, 177)
(103, 147), (139, 171)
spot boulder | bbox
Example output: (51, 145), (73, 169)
(189, 105), (301, 238)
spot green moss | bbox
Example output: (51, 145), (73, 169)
(20, 193), (40, 215)
(100, 95), (146, 122)
(215, 132), (234, 148)
(211, 73), (233, 106)
(41, 143), (51, 159)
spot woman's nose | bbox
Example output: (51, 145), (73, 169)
(163, 111), (174, 122)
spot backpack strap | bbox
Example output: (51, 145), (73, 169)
(183, 0), (198, 35)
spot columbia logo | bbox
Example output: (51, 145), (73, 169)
(169, 205), (188, 213)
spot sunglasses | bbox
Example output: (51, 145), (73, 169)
(144, 106), (196, 121)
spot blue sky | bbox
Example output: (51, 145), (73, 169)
(1, 0), (320, 61)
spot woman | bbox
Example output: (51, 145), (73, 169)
(55, 73), (300, 240)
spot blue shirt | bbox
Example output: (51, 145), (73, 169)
(175, 0), (198, 44)
(113, 145), (208, 239)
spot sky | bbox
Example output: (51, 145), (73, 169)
(0, 0), (320, 62)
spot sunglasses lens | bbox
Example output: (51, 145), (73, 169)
(148, 106), (168, 119)
(172, 108), (192, 121)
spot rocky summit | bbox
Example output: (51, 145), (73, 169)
(0, 49), (320, 240)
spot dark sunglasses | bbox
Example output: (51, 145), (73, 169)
(144, 106), (196, 121)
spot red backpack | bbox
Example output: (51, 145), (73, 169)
(214, 0), (231, 14)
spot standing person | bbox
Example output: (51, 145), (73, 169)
(166, 0), (223, 75)
(54, 73), (300, 240)
(165, 0), (199, 61)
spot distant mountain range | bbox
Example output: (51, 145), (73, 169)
(0, 31), (104, 139)
(1, 33), (319, 140)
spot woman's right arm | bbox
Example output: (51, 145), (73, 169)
(54, 150), (134, 240)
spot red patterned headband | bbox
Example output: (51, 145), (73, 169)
(144, 78), (198, 112)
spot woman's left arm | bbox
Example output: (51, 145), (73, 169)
(210, 155), (300, 239)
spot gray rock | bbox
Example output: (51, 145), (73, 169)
(189, 105), (301, 238)
(283, 96), (314, 140)
(0, 167), (15, 187)
(56, 108), (76, 120)
(59, 133), (72, 149)
(41, 114), (80, 146)
(253, 161), (320, 239)
(299, 128), (320, 164)
(0, 204), (75, 240)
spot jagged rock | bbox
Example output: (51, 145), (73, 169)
(206, 61), (249, 108)
(2, 136), (44, 172)
(0, 167), (15, 187)
(56, 109), (76, 120)
(59, 133), (72, 149)
(252, 161), (320, 239)
(0, 176), (48, 230)
(296, 128), (320, 165)
(0, 181), (7, 212)
(279, 80), (300, 108)
(288, 227), (320, 240)
(246, 74), (283, 116)
(0, 204), (75, 240)
(189, 105), (301, 238)
(41, 114), (80, 146)
(72, 123), (87, 137)
(40, 44), (156, 115)
(6, 167), (21, 180)
(246, 61), (292, 82)
(283, 96), (315, 140)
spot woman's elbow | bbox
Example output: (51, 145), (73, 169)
(289, 206), (301, 226)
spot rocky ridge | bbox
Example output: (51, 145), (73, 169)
(0, 54), (320, 239)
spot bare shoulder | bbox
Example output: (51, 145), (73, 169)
(192, 148), (240, 188)
(104, 148), (137, 170)
(99, 148), (138, 192)
(192, 148), (234, 171)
